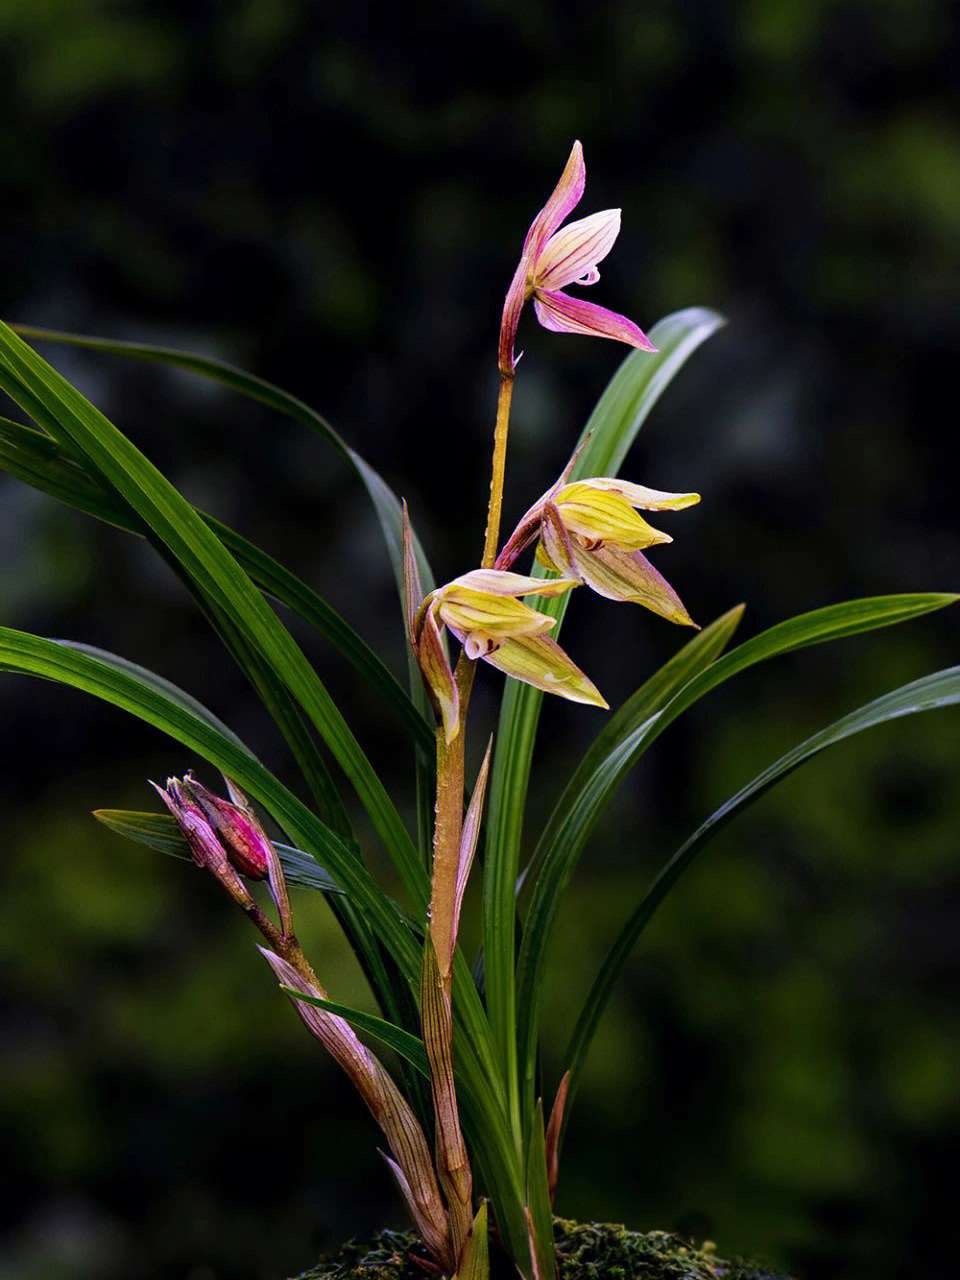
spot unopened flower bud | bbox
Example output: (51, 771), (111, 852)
(178, 774), (270, 880)
(153, 772), (270, 885)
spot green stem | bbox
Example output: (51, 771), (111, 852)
(481, 373), (515, 570)
(422, 360), (521, 1254)
(430, 722), (466, 972)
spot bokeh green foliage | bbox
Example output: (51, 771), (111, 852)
(1, 2), (958, 1279)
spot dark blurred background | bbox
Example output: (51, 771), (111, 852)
(2, 2), (959, 1278)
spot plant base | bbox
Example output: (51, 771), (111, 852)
(290, 1217), (793, 1280)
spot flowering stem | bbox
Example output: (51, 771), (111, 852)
(430, 722), (466, 972)
(422, 358), (522, 1242)
(424, 654), (479, 1254)
(481, 371), (515, 570)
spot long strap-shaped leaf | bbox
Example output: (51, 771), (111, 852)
(513, 607), (744, 1111)
(41, 437), (360, 842)
(517, 592), (958, 1107)
(10, 325), (436, 599)
(6, 328), (438, 851)
(0, 627), (518, 1182)
(44, 432), (426, 1050)
(8, 325), (438, 788)
(563, 662), (960, 1121)
(0, 416), (433, 754)
(483, 307), (726, 1133)
(0, 626), (421, 967)
(94, 809), (346, 894)
(0, 323), (427, 906)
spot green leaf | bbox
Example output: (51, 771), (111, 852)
(523, 1101), (557, 1280)
(0, 322), (426, 906)
(10, 325), (436, 599)
(0, 415), (433, 753)
(514, 606), (745, 1110)
(457, 1203), (490, 1280)
(94, 808), (345, 894)
(280, 988), (430, 1076)
(519, 592), (958, 1117)
(662, 593), (960, 728)
(483, 307), (726, 1136)
(565, 662), (960, 1122)
(0, 626), (524, 1219)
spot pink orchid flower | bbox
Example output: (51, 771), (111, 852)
(499, 140), (657, 373)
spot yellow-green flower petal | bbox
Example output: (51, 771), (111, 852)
(419, 602), (460, 743)
(573, 478), (700, 510)
(449, 569), (579, 599)
(481, 632), (608, 708)
(541, 506), (696, 625)
(437, 588), (555, 638)
(554, 482), (671, 550)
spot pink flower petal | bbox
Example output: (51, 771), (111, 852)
(499, 256), (529, 373)
(521, 140), (586, 260)
(501, 142), (585, 372)
(536, 209), (622, 291)
(533, 289), (657, 350)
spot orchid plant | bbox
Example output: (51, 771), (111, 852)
(1, 142), (958, 1280)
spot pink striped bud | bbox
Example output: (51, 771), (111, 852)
(155, 772), (270, 880)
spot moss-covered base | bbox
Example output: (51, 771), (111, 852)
(290, 1218), (792, 1280)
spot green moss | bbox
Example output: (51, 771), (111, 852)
(290, 1219), (791, 1280)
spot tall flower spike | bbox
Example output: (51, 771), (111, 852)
(499, 140), (657, 373)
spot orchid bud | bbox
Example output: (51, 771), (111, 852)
(178, 773), (270, 879)
(153, 772), (270, 883)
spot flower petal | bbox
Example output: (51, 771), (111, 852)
(450, 569), (579, 598)
(539, 500), (585, 581)
(418, 601), (460, 743)
(481, 632), (608, 708)
(521, 140), (586, 259)
(583, 547), (696, 624)
(535, 539), (562, 573)
(499, 257), (529, 373)
(555, 482), (672, 550)
(536, 209), (622, 291)
(438, 588), (555, 638)
(574, 477), (701, 511)
(533, 289), (657, 350)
